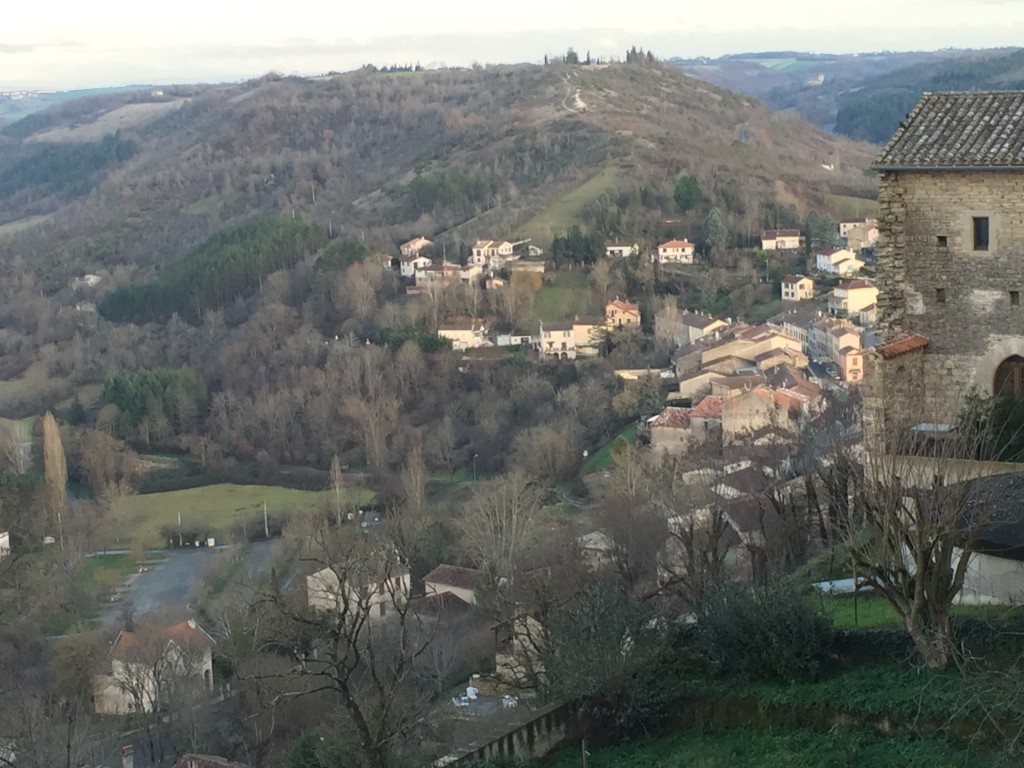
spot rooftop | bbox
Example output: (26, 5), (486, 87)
(110, 619), (214, 662)
(875, 91), (1024, 170)
(424, 564), (483, 590)
(606, 299), (639, 313)
(679, 311), (724, 330)
(691, 395), (728, 420)
(660, 239), (695, 249)
(781, 274), (811, 285)
(761, 229), (801, 238)
(876, 332), (930, 359)
(650, 406), (692, 429)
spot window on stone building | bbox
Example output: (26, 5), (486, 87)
(995, 355), (1024, 396)
(936, 288), (946, 303)
(936, 235), (948, 247)
(973, 217), (990, 251)
(1013, 291), (1020, 307)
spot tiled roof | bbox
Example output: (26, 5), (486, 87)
(607, 299), (639, 313)
(837, 279), (876, 290)
(110, 620), (214, 662)
(691, 395), (727, 419)
(423, 564), (482, 590)
(875, 92), (1024, 170)
(650, 407), (692, 429)
(543, 321), (573, 332)
(876, 332), (930, 359)
(679, 311), (723, 329)
(761, 229), (801, 238)
(781, 274), (810, 285)
(660, 239), (694, 249)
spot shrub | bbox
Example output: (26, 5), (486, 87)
(696, 583), (833, 682)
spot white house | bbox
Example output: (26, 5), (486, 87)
(399, 254), (432, 278)
(654, 239), (696, 264)
(471, 240), (515, 269)
(0, 531), (9, 560)
(815, 248), (864, 276)
(438, 322), (488, 351)
(400, 236), (433, 258)
(93, 620), (215, 715)
(760, 230), (805, 250)
(781, 275), (814, 302)
(606, 243), (639, 258)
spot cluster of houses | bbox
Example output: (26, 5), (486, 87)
(437, 298), (642, 357)
(395, 236), (547, 291)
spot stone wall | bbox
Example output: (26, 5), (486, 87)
(440, 701), (580, 765)
(877, 169), (1024, 416)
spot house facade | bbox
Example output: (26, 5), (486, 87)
(815, 247), (864, 275)
(423, 564), (481, 605)
(781, 275), (814, 302)
(654, 239), (696, 264)
(400, 236), (432, 258)
(760, 229), (805, 250)
(540, 321), (575, 359)
(399, 254), (432, 278)
(828, 279), (879, 316)
(438, 322), (487, 351)
(605, 299), (640, 329)
(307, 561), (411, 620)
(471, 240), (514, 269)
(606, 243), (639, 258)
(867, 91), (1024, 438)
(94, 620), (215, 715)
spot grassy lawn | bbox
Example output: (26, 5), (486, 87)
(100, 483), (372, 549)
(0, 214), (53, 237)
(817, 594), (1024, 629)
(0, 361), (57, 407)
(532, 271), (599, 323)
(547, 727), (1004, 767)
(582, 424), (637, 475)
(825, 193), (879, 219)
(520, 164), (625, 241)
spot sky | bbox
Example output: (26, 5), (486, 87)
(3, 0), (1024, 90)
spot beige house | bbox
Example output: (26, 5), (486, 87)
(781, 275), (814, 302)
(649, 407), (694, 454)
(810, 317), (862, 371)
(815, 247), (864, 275)
(540, 321), (575, 359)
(828, 279), (879, 316)
(605, 299), (640, 329)
(414, 262), (462, 287)
(400, 236), (433, 258)
(307, 560), (411, 621)
(438, 322), (487, 351)
(606, 243), (639, 258)
(423, 564), (482, 605)
(656, 307), (729, 348)
(471, 240), (515, 269)
(654, 239), (696, 264)
(839, 346), (865, 383)
(760, 229), (805, 250)
(94, 620), (215, 715)
(573, 318), (604, 356)
(701, 325), (803, 371)
(494, 615), (544, 685)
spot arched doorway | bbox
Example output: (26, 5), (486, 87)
(994, 355), (1024, 396)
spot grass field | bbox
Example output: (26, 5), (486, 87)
(0, 214), (53, 237)
(547, 727), (1003, 767)
(816, 594), (1024, 629)
(582, 424), (637, 475)
(100, 483), (373, 549)
(0, 361), (57, 407)
(532, 272), (599, 323)
(826, 193), (879, 219)
(26, 100), (187, 143)
(520, 164), (625, 241)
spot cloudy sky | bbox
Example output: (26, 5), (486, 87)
(3, 0), (1023, 89)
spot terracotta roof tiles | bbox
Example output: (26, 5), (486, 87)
(876, 332), (930, 359)
(423, 564), (482, 590)
(650, 407), (692, 429)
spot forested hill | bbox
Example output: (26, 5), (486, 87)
(834, 49), (1024, 143)
(0, 61), (875, 289)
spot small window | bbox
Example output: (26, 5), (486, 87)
(936, 288), (946, 303)
(973, 217), (990, 251)
(937, 235), (948, 247)
(1012, 291), (1020, 307)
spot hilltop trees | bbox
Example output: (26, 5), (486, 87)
(673, 174), (704, 214)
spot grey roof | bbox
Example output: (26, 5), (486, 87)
(875, 91), (1024, 170)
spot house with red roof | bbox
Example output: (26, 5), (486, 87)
(605, 298), (641, 329)
(654, 239), (696, 264)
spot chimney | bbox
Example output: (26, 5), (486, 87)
(121, 745), (134, 768)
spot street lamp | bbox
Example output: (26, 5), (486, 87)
(473, 453), (479, 482)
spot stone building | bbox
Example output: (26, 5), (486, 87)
(867, 91), (1024, 444)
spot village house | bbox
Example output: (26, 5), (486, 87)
(656, 307), (729, 348)
(768, 307), (820, 355)
(649, 407), (694, 454)
(306, 558), (411, 620)
(866, 91), (1024, 443)
(689, 395), (727, 439)
(843, 220), (880, 251)
(839, 346), (865, 383)
(400, 236), (433, 258)
(494, 615), (544, 685)
(458, 263), (483, 283)
(838, 218), (873, 239)
(760, 229), (805, 251)
(438, 321), (488, 351)
(539, 321), (575, 360)
(572, 318), (604, 356)
(859, 304), (878, 326)
(828, 279), (879, 317)
(606, 243), (639, 258)
(471, 239), (515, 270)
(809, 316), (861, 367)
(700, 325), (803, 372)
(423, 564), (482, 605)
(399, 254), (432, 278)
(507, 259), (546, 275)
(414, 261), (461, 287)
(781, 275), (814, 302)
(496, 331), (535, 348)
(94, 620), (215, 715)
(71, 274), (102, 290)
(0, 531), (9, 560)
(654, 239), (696, 264)
(815, 247), (864, 275)
(605, 298), (641, 329)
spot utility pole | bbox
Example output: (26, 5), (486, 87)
(264, 501), (270, 540)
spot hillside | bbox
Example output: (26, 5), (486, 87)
(671, 49), (1021, 138)
(0, 62), (876, 289)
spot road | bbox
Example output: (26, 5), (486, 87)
(100, 540), (281, 624)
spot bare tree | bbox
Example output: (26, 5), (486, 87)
(459, 471), (542, 590)
(0, 420), (32, 475)
(328, 454), (347, 527)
